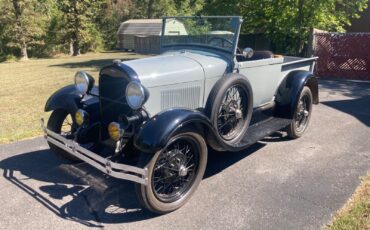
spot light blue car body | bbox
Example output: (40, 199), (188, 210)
(121, 16), (316, 116)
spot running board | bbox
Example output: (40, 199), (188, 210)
(235, 117), (291, 148)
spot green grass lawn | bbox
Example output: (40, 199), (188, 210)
(326, 172), (370, 230)
(0, 51), (148, 144)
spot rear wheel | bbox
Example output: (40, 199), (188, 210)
(286, 86), (313, 138)
(135, 132), (207, 214)
(47, 109), (81, 162)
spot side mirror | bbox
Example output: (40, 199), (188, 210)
(243, 48), (254, 59)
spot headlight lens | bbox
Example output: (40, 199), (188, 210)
(75, 109), (89, 126)
(125, 81), (145, 110)
(108, 122), (122, 141)
(75, 71), (90, 95)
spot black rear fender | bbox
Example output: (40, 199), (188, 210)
(134, 109), (224, 154)
(275, 70), (319, 119)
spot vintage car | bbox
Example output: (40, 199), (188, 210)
(41, 16), (318, 214)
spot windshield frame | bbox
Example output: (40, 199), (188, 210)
(160, 16), (243, 56)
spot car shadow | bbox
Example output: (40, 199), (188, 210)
(0, 141), (269, 226)
(260, 131), (291, 143)
(0, 150), (156, 227)
(205, 143), (265, 178)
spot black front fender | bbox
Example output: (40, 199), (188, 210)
(275, 70), (319, 119)
(134, 108), (220, 153)
(44, 85), (82, 114)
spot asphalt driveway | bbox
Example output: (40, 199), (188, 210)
(0, 79), (369, 230)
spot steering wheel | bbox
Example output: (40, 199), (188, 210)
(207, 36), (233, 49)
(207, 36), (245, 55)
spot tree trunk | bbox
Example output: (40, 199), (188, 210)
(12, 0), (28, 60)
(296, 0), (305, 56)
(20, 39), (28, 60)
(147, 0), (154, 19)
(69, 40), (74, 56)
(72, 40), (81, 56)
(70, 1), (81, 56)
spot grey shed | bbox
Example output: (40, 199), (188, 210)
(117, 19), (163, 50)
(117, 19), (187, 51)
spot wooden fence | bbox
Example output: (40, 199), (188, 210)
(134, 36), (161, 54)
(314, 32), (370, 81)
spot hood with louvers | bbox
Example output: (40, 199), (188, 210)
(123, 52), (229, 87)
(122, 52), (229, 114)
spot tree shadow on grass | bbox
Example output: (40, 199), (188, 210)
(0, 141), (267, 227)
(48, 58), (137, 70)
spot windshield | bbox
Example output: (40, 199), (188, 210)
(161, 16), (241, 53)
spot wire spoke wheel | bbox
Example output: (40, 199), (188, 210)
(294, 94), (310, 132)
(286, 86), (313, 139)
(217, 85), (248, 141)
(60, 114), (74, 136)
(135, 132), (207, 214)
(47, 109), (81, 162)
(152, 136), (200, 203)
(205, 75), (252, 147)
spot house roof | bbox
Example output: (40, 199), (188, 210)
(117, 19), (163, 36)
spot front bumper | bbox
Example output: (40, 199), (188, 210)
(41, 119), (148, 185)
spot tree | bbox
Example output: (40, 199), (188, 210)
(204, 0), (368, 55)
(0, 0), (49, 60)
(96, 0), (133, 49)
(147, 0), (155, 18)
(57, 0), (104, 56)
(131, 0), (205, 19)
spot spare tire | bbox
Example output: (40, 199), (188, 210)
(205, 74), (253, 146)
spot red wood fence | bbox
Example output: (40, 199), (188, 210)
(314, 33), (370, 81)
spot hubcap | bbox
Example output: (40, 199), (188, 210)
(178, 165), (188, 177)
(235, 109), (242, 119)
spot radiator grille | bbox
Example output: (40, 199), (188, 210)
(161, 86), (201, 110)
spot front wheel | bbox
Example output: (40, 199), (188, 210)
(135, 132), (207, 214)
(286, 86), (313, 138)
(47, 109), (81, 162)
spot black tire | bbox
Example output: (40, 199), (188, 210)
(205, 75), (253, 145)
(47, 109), (81, 162)
(135, 132), (207, 214)
(286, 86), (313, 139)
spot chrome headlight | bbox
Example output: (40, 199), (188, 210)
(75, 71), (94, 95)
(125, 81), (145, 110)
